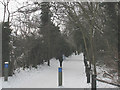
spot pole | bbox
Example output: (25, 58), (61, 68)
(91, 74), (97, 90)
(87, 66), (90, 83)
(58, 67), (62, 86)
(4, 62), (9, 81)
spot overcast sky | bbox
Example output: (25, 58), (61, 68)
(0, 0), (29, 22)
(0, 0), (119, 22)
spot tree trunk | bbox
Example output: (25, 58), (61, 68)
(118, 2), (120, 83)
(118, 26), (120, 83)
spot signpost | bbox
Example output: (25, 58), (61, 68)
(58, 67), (62, 86)
(4, 62), (9, 81)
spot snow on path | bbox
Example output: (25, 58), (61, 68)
(1, 53), (118, 88)
(2, 53), (90, 88)
(63, 54), (90, 88)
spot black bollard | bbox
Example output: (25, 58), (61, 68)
(87, 67), (90, 83)
(91, 74), (97, 90)
(85, 62), (88, 77)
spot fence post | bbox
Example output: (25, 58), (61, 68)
(91, 74), (97, 90)
(4, 62), (9, 81)
(58, 67), (62, 86)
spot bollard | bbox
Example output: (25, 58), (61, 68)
(91, 74), (97, 90)
(4, 62), (9, 81)
(87, 67), (90, 83)
(58, 67), (62, 86)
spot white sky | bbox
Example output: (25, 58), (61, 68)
(0, 0), (29, 22)
(0, 1), (4, 22)
(0, 0), (119, 22)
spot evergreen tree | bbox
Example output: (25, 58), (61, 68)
(40, 2), (51, 66)
(40, 2), (62, 66)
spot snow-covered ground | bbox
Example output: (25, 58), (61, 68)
(0, 53), (118, 88)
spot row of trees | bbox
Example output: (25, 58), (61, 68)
(2, 1), (74, 76)
(1, 1), (120, 83)
(50, 2), (119, 82)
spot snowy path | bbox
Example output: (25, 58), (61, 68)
(63, 55), (90, 88)
(1, 53), (117, 88)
